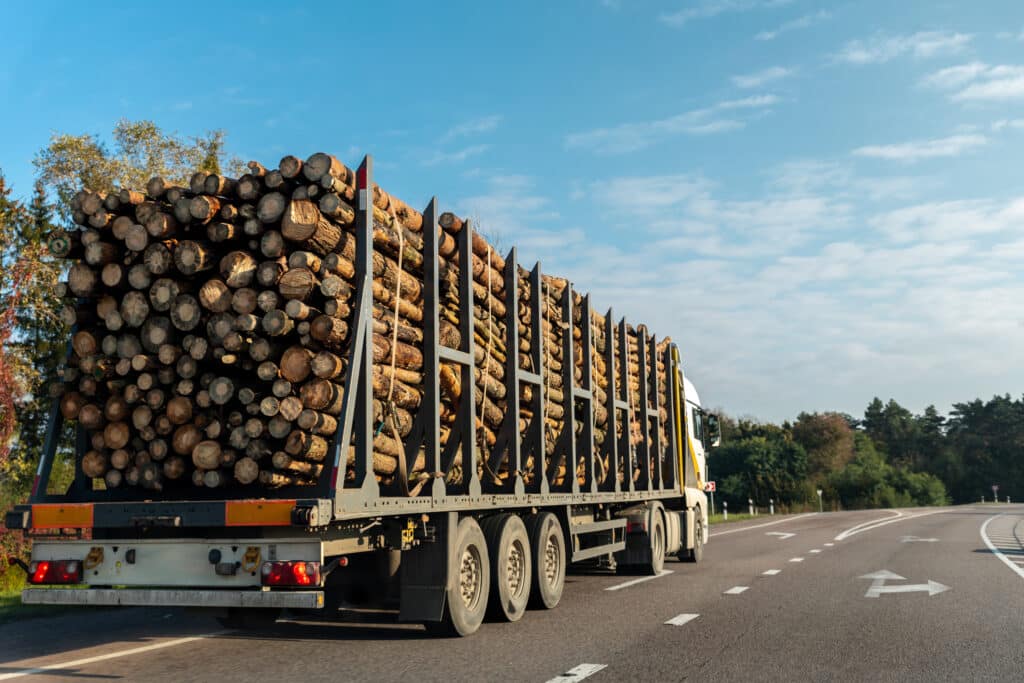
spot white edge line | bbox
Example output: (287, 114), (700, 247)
(711, 513), (817, 537)
(665, 613), (700, 626)
(605, 569), (673, 592)
(0, 633), (224, 681)
(980, 514), (1024, 581)
(834, 509), (948, 541)
(545, 663), (608, 683)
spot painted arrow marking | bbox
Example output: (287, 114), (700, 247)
(766, 532), (795, 540)
(901, 536), (939, 543)
(859, 570), (950, 598)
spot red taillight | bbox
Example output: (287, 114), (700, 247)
(626, 521), (647, 533)
(27, 560), (82, 585)
(261, 561), (320, 587)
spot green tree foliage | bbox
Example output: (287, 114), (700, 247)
(34, 119), (243, 220)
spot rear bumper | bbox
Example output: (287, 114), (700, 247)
(21, 588), (324, 609)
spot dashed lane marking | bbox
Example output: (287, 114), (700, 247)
(809, 549), (822, 554)
(724, 586), (749, 595)
(604, 570), (673, 592)
(665, 613), (700, 626)
(546, 664), (608, 683)
(762, 569), (781, 576)
(0, 633), (225, 681)
(789, 557), (804, 563)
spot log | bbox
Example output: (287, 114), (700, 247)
(220, 250), (258, 288)
(174, 241), (214, 275)
(281, 200), (343, 255)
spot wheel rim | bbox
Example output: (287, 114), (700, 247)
(654, 523), (664, 561)
(459, 545), (483, 610)
(543, 530), (560, 588)
(507, 539), (527, 598)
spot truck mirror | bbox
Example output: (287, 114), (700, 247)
(706, 413), (722, 448)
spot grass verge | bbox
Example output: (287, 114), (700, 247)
(707, 512), (756, 525)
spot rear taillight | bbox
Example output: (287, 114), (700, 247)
(27, 560), (82, 585)
(626, 521), (647, 533)
(261, 561), (320, 587)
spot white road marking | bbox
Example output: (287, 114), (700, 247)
(858, 570), (949, 598)
(834, 509), (948, 541)
(980, 515), (1024, 582)
(789, 557), (804, 563)
(710, 513), (817, 537)
(604, 569), (673, 591)
(765, 531), (796, 539)
(665, 613), (700, 626)
(809, 549), (822, 554)
(0, 633), (224, 681)
(824, 542), (834, 546)
(901, 536), (939, 543)
(762, 569), (781, 576)
(546, 663), (607, 683)
(723, 586), (749, 595)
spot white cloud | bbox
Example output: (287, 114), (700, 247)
(992, 118), (1024, 131)
(834, 31), (972, 65)
(440, 115), (502, 143)
(852, 134), (987, 162)
(732, 66), (795, 89)
(566, 95), (780, 154)
(422, 144), (490, 166)
(659, 0), (792, 28)
(870, 198), (1024, 243)
(921, 63), (1024, 102)
(755, 10), (830, 41)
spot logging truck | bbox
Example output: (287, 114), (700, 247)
(7, 154), (719, 636)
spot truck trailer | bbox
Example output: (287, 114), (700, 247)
(7, 154), (718, 636)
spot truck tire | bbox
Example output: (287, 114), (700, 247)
(645, 511), (666, 575)
(524, 512), (566, 610)
(425, 516), (490, 637)
(683, 508), (704, 563)
(216, 608), (280, 630)
(482, 514), (532, 622)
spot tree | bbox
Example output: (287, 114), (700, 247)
(34, 119), (243, 219)
(792, 412), (856, 480)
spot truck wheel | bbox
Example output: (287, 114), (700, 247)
(482, 514), (532, 622)
(216, 608), (280, 630)
(646, 511), (666, 575)
(425, 516), (490, 637)
(683, 508), (704, 563)
(524, 512), (566, 610)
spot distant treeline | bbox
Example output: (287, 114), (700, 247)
(712, 395), (1024, 510)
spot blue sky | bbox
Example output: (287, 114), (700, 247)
(3, 0), (1024, 422)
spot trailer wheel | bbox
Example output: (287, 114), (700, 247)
(482, 514), (532, 622)
(216, 608), (280, 631)
(425, 516), (490, 637)
(646, 511), (666, 575)
(524, 512), (566, 610)
(683, 507), (704, 563)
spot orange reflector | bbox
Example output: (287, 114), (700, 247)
(31, 504), (94, 529)
(225, 500), (295, 527)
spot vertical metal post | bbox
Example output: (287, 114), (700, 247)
(578, 294), (597, 494)
(602, 309), (620, 493)
(648, 334), (662, 491)
(330, 156), (378, 510)
(618, 318), (634, 493)
(551, 284), (578, 493)
(532, 264), (548, 496)
(636, 328), (652, 492)
(487, 247), (524, 495)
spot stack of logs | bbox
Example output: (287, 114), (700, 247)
(51, 152), (670, 495)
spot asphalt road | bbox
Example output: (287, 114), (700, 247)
(3, 504), (1023, 682)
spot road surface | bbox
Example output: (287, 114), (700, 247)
(3, 505), (1023, 681)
